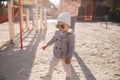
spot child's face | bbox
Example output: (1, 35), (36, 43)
(56, 22), (69, 32)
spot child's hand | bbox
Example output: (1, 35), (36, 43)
(65, 58), (71, 64)
(42, 45), (48, 50)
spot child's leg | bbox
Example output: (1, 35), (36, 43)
(47, 57), (60, 76)
(62, 59), (72, 80)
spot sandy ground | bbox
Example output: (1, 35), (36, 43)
(0, 20), (120, 80)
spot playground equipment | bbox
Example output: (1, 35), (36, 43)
(84, 0), (93, 20)
(0, 12), (8, 23)
(78, 0), (109, 21)
(100, 1), (109, 29)
(24, 5), (47, 32)
(5, 0), (47, 49)
(0, 0), (19, 23)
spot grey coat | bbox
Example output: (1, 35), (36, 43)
(47, 31), (75, 59)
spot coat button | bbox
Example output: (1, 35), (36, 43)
(56, 47), (57, 49)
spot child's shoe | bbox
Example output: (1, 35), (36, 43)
(65, 76), (71, 80)
(40, 74), (52, 80)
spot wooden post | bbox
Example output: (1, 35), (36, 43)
(90, 0), (93, 19)
(8, 0), (15, 44)
(84, 0), (87, 20)
(44, 8), (47, 30)
(40, 8), (43, 31)
(26, 8), (30, 30)
(35, 4), (39, 33)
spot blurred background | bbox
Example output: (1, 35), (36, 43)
(0, 0), (120, 22)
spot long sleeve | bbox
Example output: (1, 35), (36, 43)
(67, 33), (75, 58)
(47, 31), (57, 46)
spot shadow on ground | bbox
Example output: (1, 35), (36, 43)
(0, 29), (47, 80)
(74, 52), (96, 80)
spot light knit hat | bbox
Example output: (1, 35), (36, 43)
(57, 12), (71, 26)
